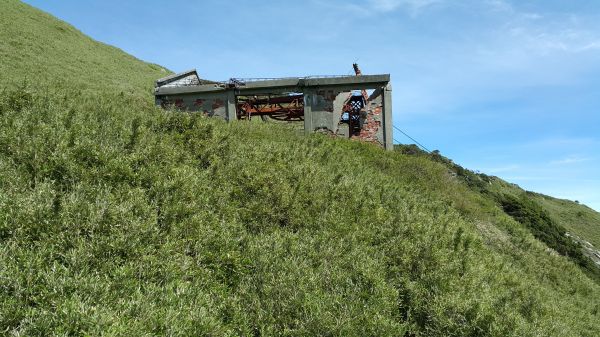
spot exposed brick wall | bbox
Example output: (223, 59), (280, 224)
(352, 96), (383, 146)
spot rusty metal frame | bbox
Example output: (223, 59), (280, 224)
(236, 94), (305, 121)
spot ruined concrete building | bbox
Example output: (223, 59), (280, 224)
(154, 64), (392, 150)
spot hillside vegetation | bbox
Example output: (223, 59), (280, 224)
(0, 0), (168, 93)
(533, 194), (600, 249)
(396, 145), (600, 281)
(1, 0), (600, 336)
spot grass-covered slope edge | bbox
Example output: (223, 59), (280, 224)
(0, 0), (170, 93)
(396, 144), (600, 282)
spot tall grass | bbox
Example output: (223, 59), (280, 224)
(1, 86), (599, 336)
(1, 0), (600, 335)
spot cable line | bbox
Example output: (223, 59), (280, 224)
(392, 125), (431, 153)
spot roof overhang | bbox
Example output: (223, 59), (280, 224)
(155, 74), (391, 96)
(155, 69), (198, 88)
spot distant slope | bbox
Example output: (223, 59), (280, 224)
(533, 194), (600, 248)
(397, 145), (600, 279)
(484, 174), (600, 273)
(531, 194), (600, 266)
(0, 0), (169, 93)
(1, 1), (600, 336)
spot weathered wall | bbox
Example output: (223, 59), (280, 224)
(352, 89), (385, 146)
(303, 89), (349, 135)
(155, 92), (231, 120)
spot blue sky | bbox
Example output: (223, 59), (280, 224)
(24, 0), (600, 211)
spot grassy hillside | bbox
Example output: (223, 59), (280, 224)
(1, 1), (600, 336)
(533, 194), (600, 248)
(530, 193), (600, 268)
(0, 0), (168, 93)
(397, 145), (600, 280)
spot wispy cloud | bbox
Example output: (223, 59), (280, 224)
(505, 176), (600, 183)
(578, 40), (600, 52)
(368, 0), (442, 13)
(550, 155), (591, 165)
(510, 27), (600, 54)
(486, 0), (512, 12)
(315, 0), (443, 17)
(473, 1), (600, 58)
(486, 0), (542, 21)
(521, 137), (599, 151)
(484, 164), (520, 174)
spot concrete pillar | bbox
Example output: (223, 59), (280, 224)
(382, 84), (393, 151)
(303, 89), (314, 134)
(226, 89), (237, 122)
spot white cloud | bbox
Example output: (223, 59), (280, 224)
(485, 164), (520, 173)
(550, 155), (591, 165)
(486, 0), (513, 13)
(316, 0), (443, 16)
(527, 30), (600, 54)
(497, 10), (600, 55)
(486, 0), (542, 20)
(521, 137), (599, 150)
(368, 0), (441, 13)
(578, 41), (600, 52)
